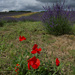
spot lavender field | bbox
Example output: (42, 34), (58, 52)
(0, 12), (42, 22)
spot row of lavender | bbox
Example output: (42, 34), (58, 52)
(0, 11), (75, 23)
(0, 12), (31, 19)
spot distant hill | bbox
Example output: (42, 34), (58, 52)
(9, 11), (32, 13)
(0, 11), (32, 16)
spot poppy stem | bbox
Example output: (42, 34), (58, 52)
(34, 69), (36, 73)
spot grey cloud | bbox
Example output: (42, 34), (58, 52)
(0, 0), (17, 11)
(36, 0), (65, 3)
(36, 0), (75, 10)
(0, 0), (75, 12)
(18, 3), (45, 12)
(66, 1), (75, 7)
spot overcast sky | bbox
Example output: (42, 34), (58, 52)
(0, 0), (75, 12)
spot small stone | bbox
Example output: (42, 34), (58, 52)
(26, 56), (30, 59)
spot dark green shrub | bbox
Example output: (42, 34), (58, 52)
(44, 16), (73, 36)
(0, 20), (7, 27)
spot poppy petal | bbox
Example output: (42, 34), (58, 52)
(56, 58), (60, 66)
(56, 58), (60, 63)
(24, 38), (26, 40)
(31, 50), (37, 54)
(19, 37), (23, 41)
(16, 68), (19, 71)
(20, 39), (23, 41)
(33, 48), (41, 54)
(19, 36), (26, 41)
(35, 59), (40, 66)
(30, 56), (37, 64)
(16, 64), (20, 67)
(15, 70), (17, 72)
(56, 63), (59, 66)
(22, 36), (26, 40)
(32, 64), (38, 69)
(32, 58), (40, 69)
(30, 61), (34, 66)
(37, 48), (41, 51)
(28, 62), (31, 70)
(22, 36), (24, 38)
(32, 44), (38, 50)
(27, 56), (37, 67)
(27, 56), (36, 62)
(34, 48), (38, 51)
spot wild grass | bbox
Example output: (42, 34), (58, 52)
(0, 21), (75, 75)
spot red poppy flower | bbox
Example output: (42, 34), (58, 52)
(27, 56), (40, 70)
(15, 68), (19, 72)
(56, 58), (60, 66)
(31, 44), (41, 54)
(19, 36), (26, 41)
(31, 48), (41, 54)
(16, 64), (20, 67)
(15, 66), (19, 72)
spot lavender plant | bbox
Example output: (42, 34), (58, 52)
(41, 0), (74, 36)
